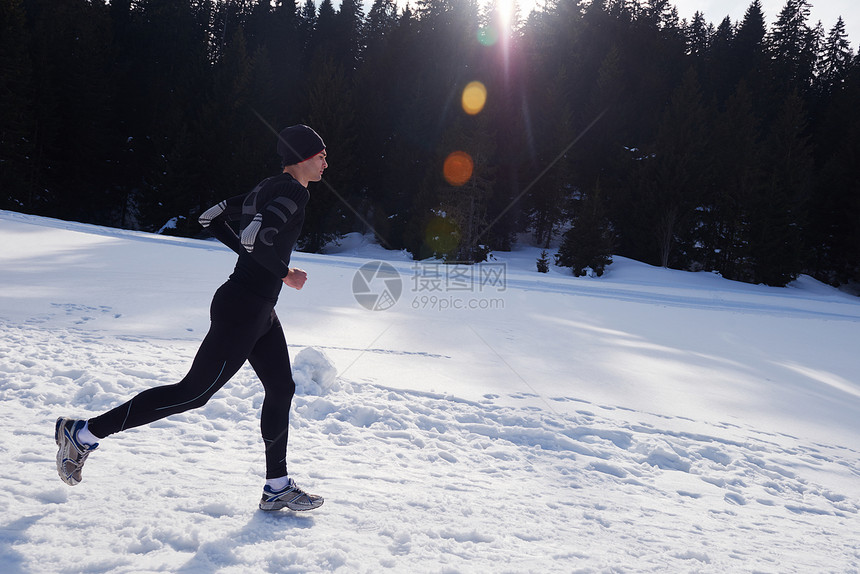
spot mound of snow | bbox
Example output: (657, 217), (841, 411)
(292, 346), (338, 395)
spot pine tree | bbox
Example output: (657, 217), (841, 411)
(735, 0), (766, 61)
(686, 11), (710, 59)
(0, 0), (34, 211)
(579, 44), (626, 221)
(362, 7), (430, 252)
(816, 17), (854, 96)
(528, 67), (573, 248)
(298, 0), (317, 41)
(118, 0), (211, 231)
(5, 0), (859, 291)
(305, 0), (335, 63)
(23, 0), (118, 223)
(333, 0), (364, 72)
(260, 0), (305, 128)
(302, 57), (359, 252)
(352, 1), (408, 246)
(479, 0), (526, 254)
(364, 0), (398, 56)
(647, 67), (710, 268)
(749, 90), (812, 286)
(556, 182), (613, 277)
(701, 16), (735, 105)
(437, 114), (497, 262)
(807, 120), (860, 288)
(703, 81), (763, 281)
(537, 250), (550, 273)
(398, 0), (483, 258)
(768, 0), (818, 97)
(805, 55), (860, 287)
(732, 0), (769, 106)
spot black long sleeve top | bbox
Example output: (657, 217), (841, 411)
(199, 172), (309, 301)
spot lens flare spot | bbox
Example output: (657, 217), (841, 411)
(425, 216), (460, 255)
(477, 26), (498, 46)
(461, 81), (487, 115)
(443, 151), (474, 186)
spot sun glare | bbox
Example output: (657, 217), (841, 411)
(478, 0), (518, 46)
(496, 0), (514, 30)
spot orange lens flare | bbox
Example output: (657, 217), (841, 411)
(443, 151), (474, 186)
(461, 81), (487, 115)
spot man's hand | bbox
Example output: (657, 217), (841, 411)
(283, 268), (307, 290)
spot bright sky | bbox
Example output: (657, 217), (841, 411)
(380, 1), (859, 47)
(671, 0), (860, 46)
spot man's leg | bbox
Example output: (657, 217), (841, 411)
(250, 316), (322, 511)
(88, 319), (256, 438)
(247, 312), (295, 480)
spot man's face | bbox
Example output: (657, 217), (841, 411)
(299, 150), (327, 183)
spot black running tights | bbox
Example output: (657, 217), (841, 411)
(88, 281), (296, 479)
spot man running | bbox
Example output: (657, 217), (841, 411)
(55, 124), (328, 512)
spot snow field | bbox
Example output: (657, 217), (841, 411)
(1, 211), (859, 573)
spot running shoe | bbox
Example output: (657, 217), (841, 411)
(259, 478), (324, 511)
(55, 417), (98, 486)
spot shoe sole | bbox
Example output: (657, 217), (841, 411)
(259, 498), (324, 512)
(55, 417), (82, 486)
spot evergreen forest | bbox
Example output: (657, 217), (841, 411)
(1, 0), (859, 290)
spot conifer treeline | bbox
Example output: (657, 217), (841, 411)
(1, 0), (858, 289)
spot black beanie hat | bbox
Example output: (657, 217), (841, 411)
(277, 125), (325, 166)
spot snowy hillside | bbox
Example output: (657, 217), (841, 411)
(1, 209), (859, 573)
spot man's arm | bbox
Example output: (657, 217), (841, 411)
(240, 182), (309, 280)
(198, 194), (246, 256)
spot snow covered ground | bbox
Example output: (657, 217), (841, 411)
(1, 208), (859, 573)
